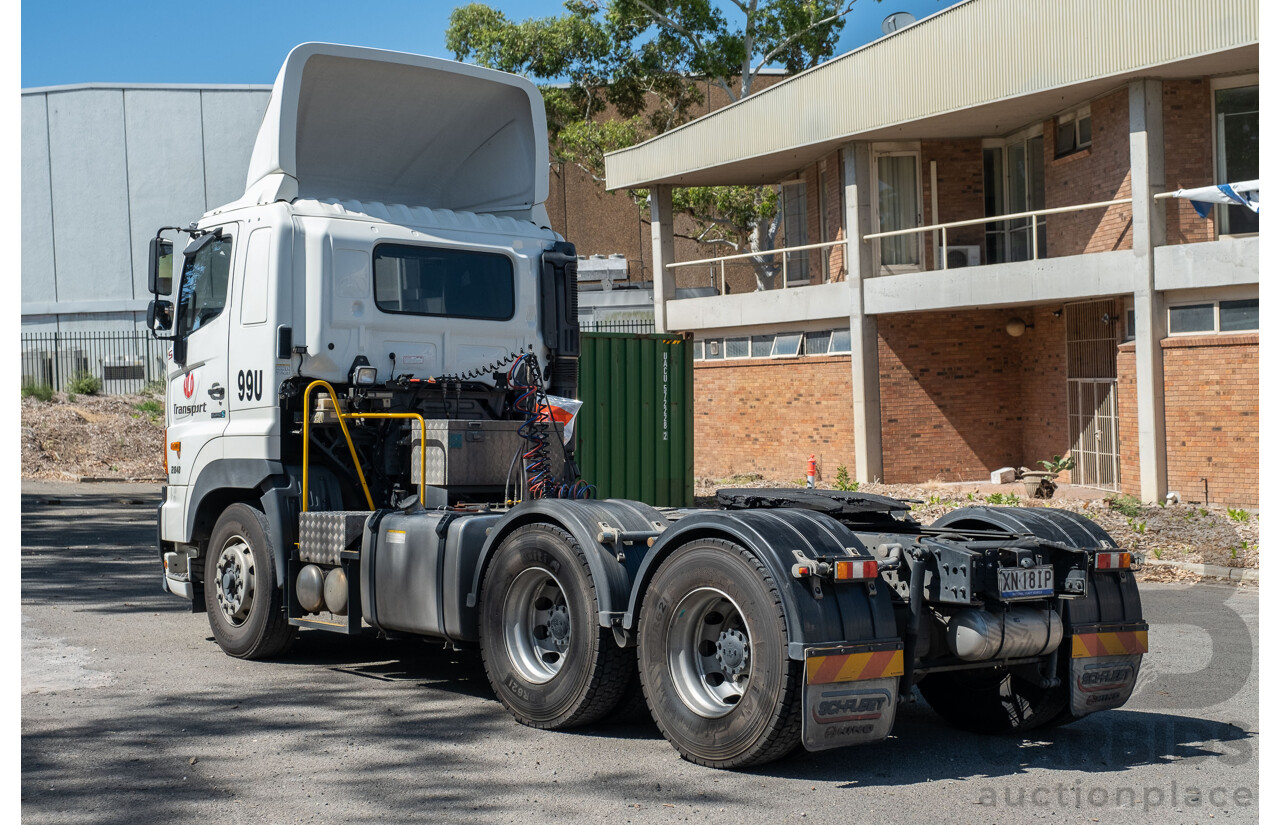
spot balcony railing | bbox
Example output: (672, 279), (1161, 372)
(662, 186), (1252, 297)
(665, 238), (847, 296)
(862, 197), (1133, 270)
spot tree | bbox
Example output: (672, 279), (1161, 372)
(447, 0), (861, 289)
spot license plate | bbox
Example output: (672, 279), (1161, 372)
(999, 565), (1054, 598)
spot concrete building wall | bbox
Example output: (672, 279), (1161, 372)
(21, 86), (271, 332)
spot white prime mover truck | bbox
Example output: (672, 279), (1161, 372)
(148, 43), (1148, 768)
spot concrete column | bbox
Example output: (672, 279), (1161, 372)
(841, 142), (883, 483)
(1129, 79), (1168, 502)
(648, 185), (676, 334)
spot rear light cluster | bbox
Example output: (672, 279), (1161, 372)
(792, 558), (879, 581)
(1095, 551), (1132, 570)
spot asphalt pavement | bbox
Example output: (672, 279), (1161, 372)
(21, 482), (1260, 824)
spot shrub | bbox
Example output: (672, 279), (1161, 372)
(21, 382), (54, 402)
(67, 372), (101, 396)
(833, 465), (858, 492)
(1107, 494), (1143, 518)
(1227, 508), (1249, 523)
(134, 399), (163, 416)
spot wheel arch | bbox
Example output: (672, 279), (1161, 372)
(933, 506), (1142, 625)
(185, 458), (293, 588)
(624, 509), (898, 660)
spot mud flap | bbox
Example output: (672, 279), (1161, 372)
(1067, 623), (1148, 716)
(801, 642), (902, 752)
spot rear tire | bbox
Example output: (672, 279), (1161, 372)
(638, 539), (802, 768)
(479, 523), (631, 729)
(203, 503), (296, 659)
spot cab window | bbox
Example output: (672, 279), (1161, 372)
(177, 235), (233, 336)
(373, 243), (514, 321)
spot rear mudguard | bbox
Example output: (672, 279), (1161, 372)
(464, 498), (669, 632)
(624, 508), (899, 660)
(934, 506), (1146, 716)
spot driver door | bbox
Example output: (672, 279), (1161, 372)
(166, 227), (236, 487)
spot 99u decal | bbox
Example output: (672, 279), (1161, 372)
(237, 369), (264, 401)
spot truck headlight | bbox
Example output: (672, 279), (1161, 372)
(353, 366), (377, 386)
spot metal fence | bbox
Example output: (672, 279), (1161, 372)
(20, 331), (168, 395)
(580, 319), (656, 334)
(19, 322), (659, 397)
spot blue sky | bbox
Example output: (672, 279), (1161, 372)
(22, 0), (962, 87)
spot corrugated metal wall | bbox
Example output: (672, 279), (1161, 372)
(578, 333), (694, 507)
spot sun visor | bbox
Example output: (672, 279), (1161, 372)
(243, 43), (547, 216)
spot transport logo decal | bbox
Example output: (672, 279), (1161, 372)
(183, 372), (196, 399)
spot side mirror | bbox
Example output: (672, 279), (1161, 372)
(148, 237), (173, 295)
(147, 299), (174, 334)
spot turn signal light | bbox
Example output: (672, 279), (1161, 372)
(1095, 552), (1132, 570)
(170, 441), (181, 457)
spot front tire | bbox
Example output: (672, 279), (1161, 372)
(203, 503), (296, 659)
(479, 523), (631, 729)
(638, 539), (802, 768)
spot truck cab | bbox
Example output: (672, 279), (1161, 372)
(152, 44), (580, 599)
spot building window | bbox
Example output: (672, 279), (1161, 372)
(1167, 298), (1258, 335)
(828, 329), (852, 353)
(771, 333), (803, 357)
(692, 340), (704, 360)
(1055, 105), (1091, 157)
(780, 181), (810, 284)
(1214, 84), (1259, 235)
(804, 330), (831, 356)
(750, 335), (774, 358)
(724, 337), (750, 359)
(704, 339), (723, 359)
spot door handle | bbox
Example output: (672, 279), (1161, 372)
(208, 384), (225, 400)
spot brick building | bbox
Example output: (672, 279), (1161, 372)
(604, 0), (1259, 506)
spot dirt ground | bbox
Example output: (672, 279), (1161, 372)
(20, 391), (165, 482)
(19, 392), (1258, 579)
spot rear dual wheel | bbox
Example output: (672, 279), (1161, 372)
(479, 524), (631, 729)
(638, 539), (803, 769)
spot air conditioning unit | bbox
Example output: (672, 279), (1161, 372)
(102, 356), (146, 394)
(945, 245), (981, 268)
(54, 349), (90, 390)
(21, 351), (53, 388)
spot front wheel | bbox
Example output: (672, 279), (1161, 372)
(638, 539), (803, 768)
(479, 523), (631, 729)
(203, 503), (296, 659)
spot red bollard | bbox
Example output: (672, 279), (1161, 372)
(806, 454), (817, 489)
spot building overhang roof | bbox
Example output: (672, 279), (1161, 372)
(604, 0), (1258, 190)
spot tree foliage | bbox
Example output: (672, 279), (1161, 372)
(447, 1), (860, 281)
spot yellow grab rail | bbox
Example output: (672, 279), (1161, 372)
(301, 381), (432, 513)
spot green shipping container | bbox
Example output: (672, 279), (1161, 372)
(577, 332), (694, 507)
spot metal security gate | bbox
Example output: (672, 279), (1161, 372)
(1065, 300), (1120, 490)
